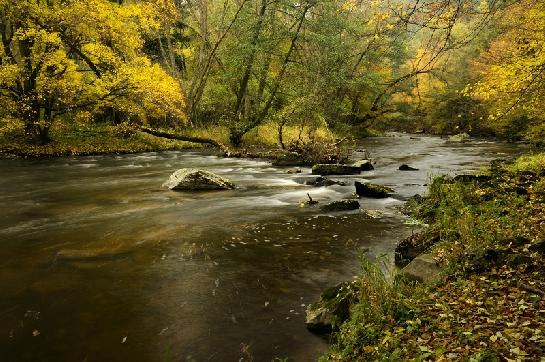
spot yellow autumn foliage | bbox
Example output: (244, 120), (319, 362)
(469, 0), (545, 130)
(0, 0), (185, 144)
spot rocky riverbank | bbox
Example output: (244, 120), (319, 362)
(313, 153), (545, 361)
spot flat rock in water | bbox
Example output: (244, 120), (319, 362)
(312, 164), (361, 175)
(352, 159), (374, 171)
(355, 181), (393, 198)
(399, 254), (443, 283)
(399, 164), (418, 171)
(321, 200), (360, 212)
(163, 168), (235, 191)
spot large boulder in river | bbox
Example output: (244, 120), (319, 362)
(321, 200), (360, 212)
(163, 169), (235, 191)
(352, 159), (374, 171)
(312, 164), (361, 175)
(355, 181), (394, 198)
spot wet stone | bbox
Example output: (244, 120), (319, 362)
(320, 200), (360, 212)
(312, 164), (361, 175)
(355, 181), (394, 198)
(163, 168), (235, 191)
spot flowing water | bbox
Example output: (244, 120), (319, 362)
(0, 134), (522, 361)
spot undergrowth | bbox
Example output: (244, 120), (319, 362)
(323, 154), (545, 361)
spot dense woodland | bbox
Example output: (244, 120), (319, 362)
(0, 0), (544, 149)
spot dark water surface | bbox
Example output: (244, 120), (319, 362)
(0, 134), (522, 361)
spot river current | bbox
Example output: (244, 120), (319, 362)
(0, 134), (521, 361)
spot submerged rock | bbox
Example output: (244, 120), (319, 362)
(355, 181), (394, 198)
(399, 254), (443, 283)
(305, 282), (357, 333)
(163, 169), (235, 191)
(446, 133), (470, 143)
(305, 176), (346, 187)
(399, 164), (418, 171)
(321, 200), (360, 212)
(352, 159), (374, 171)
(312, 164), (361, 175)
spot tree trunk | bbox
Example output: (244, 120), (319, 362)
(139, 126), (236, 156)
(233, 0), (268, 118)
(186, 0), (249, 123)
(233, 3), (311, 141)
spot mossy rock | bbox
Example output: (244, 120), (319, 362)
(305, 282), (358, 333)
(352, 159), (374, 171)
(321, 199), (360, 212)
(394, 232), (440, 267)
(163, 169), (235, 191)
(355, 181), (394, 198)
(399, 254), (443, 283)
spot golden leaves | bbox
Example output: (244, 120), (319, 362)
(0, 0), (187, 129)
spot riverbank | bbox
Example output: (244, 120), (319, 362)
(0, 123), (197, 158)
(321, 153), (545, 361)
(0, 120), (340, 159)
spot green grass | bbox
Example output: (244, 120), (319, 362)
(0, 120), (200, 158)
(507, 152), (545, 174)
(0, 119), (338, 158)
(323, 156), (545, 361)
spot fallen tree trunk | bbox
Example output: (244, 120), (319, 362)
(139, 127), (237, 156)
(139, 126), (349, 165)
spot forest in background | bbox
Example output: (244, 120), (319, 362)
(0, 0), (544, 150)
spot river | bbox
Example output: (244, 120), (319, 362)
(0, 134), (521, 361)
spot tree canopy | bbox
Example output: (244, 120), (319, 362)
(1, 0), (544, 146)
(0, 0), (185, 144)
